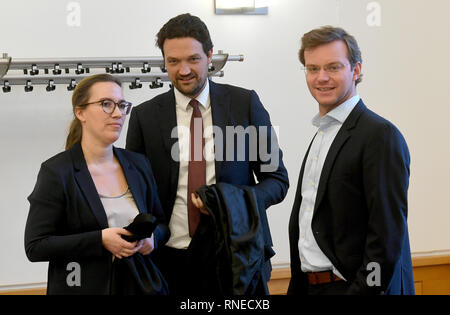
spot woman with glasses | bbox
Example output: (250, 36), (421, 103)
(24, 74), (169, 294)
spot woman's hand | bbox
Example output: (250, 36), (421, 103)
(101, 227), (140, 259)
(136, 234), (155, 256)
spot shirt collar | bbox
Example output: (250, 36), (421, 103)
(174, 79), (210, 111)
(312, 94), (360, 127)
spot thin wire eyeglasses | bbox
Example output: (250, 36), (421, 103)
(302, 62), (349, 76)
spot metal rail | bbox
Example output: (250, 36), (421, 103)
(0, 51), (243, 92)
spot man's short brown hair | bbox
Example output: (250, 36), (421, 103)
(299, 26), (363, 85)
(156, 13), (213, 56)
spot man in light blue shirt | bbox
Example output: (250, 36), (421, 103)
(288, 26), (414, 295)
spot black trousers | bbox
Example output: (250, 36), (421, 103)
(307, 280), (350, 295)
(152, 245), (269, 296)
(152, 246), (195, 296)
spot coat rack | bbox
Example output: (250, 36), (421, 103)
(0, 51), (244, 93)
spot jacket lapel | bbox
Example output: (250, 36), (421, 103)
(71, 142), (109, 229)
(156, 89), (180, 196)
(294, 135), (316, 215)
(313, 100), (367, 214)
(113, 147), (145, 214)
(290, 135), (316, 244)
(209, 80), (230, 182)
(157, 90), (178, 155)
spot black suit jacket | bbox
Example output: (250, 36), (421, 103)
(126, 80), (289, 273)
(24, 142), (169, 295)
(288, 100), (415, 295)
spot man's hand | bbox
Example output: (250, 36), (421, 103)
(191, 193), (209, 215)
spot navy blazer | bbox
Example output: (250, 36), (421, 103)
(125, 80), (289, 272)
(288, 100), (415, 295)
(24, 142), (169, 295)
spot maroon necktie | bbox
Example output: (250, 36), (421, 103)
(187, 99), (206, 237)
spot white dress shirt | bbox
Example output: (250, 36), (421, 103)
(298, 94), (360, 280)
(166, 80), (216, 249)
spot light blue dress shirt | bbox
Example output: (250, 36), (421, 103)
(298, 95), (360, 280)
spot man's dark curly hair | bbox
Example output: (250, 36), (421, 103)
(156, 13), (214, 56)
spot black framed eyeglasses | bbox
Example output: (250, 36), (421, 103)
(81, 98), (132, 115)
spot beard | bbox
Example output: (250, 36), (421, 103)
(174, 73), (207, 98)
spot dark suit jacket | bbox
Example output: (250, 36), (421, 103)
(288, 100), (415, 295)
(125, 80), (289, 279)
(24, 142), (169, 295)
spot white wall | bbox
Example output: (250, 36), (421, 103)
(1, 0), (449, 288)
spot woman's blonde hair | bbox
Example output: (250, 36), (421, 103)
(65, 73), (122, 150)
